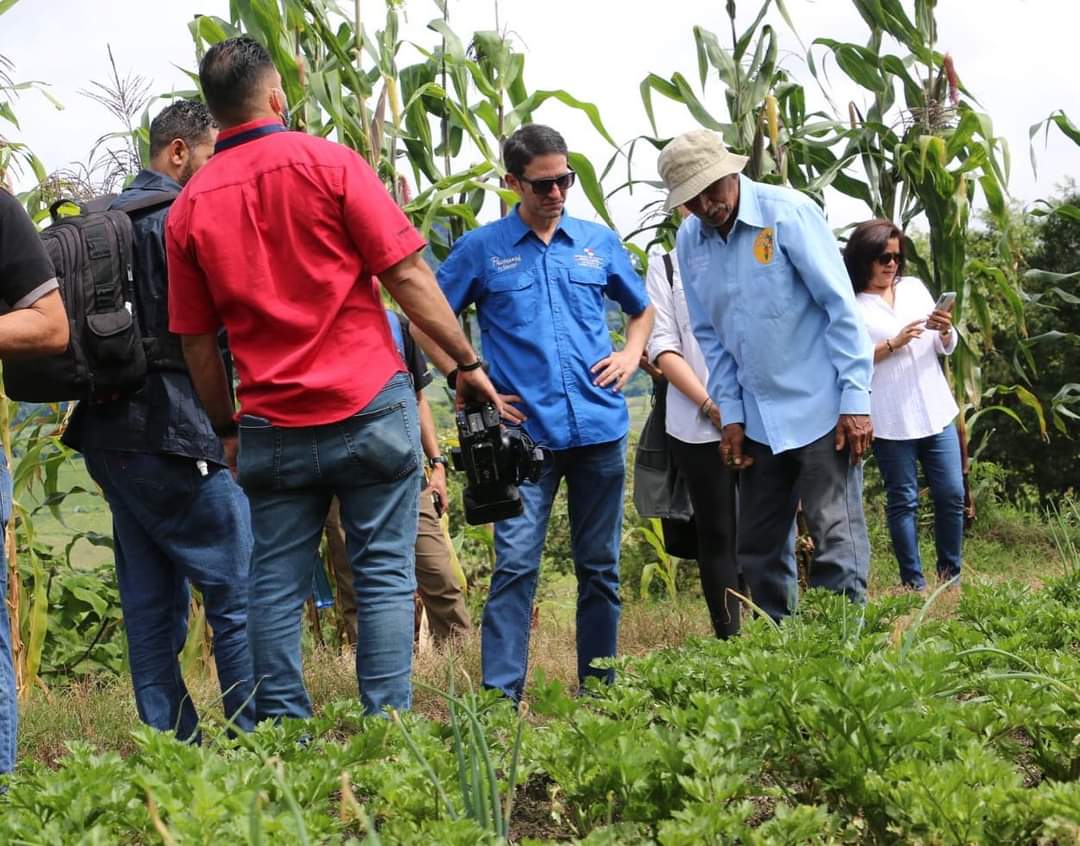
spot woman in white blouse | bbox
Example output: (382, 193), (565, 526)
(645, 250), (740, 637)
(844, 219), (964, 590)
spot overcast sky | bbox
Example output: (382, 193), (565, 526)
(4, 0), (1078, 238)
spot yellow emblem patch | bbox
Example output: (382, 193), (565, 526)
(753, 227), (775, 264)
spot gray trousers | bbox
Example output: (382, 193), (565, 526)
(739, 428), (870, 621)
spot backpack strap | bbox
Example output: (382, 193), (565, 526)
(661, 252), (675, 288)
(113, 190), (180, 216)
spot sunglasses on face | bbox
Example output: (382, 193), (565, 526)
(874, 251), (902, 266)
(519, 171), (576, 195)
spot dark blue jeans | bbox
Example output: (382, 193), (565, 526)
(0, 450), (15, 774)
(238, 373), (421, 720)
(484, 436), (626, 701)
(83, 449), (255, 740)
(872, 422), (964, 589)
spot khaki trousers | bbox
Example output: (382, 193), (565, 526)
(325, 492), (471, 645)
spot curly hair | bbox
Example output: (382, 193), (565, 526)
(148, 99), (216, 157)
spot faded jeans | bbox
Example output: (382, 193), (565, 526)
(0, 451), (14, 774)
(238, 373), (421, 720)
(872, 422), (964, 589)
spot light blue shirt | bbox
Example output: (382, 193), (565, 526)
(438, 207), (649, 451)
(676, 175), (873, 454)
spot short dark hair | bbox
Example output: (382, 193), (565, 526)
(503, 124), (568, 178)
(843, 218), (906, 293)
(199, 36), (275, 125)
(148, 100), (216, 158)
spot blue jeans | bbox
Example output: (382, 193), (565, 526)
(83, 449), (256, 739)
(0, 451), (15, 774)
(484, 436), (626, 701)
(872, 422), (964, 589)
(238, 373), (420, 720)
(739, 429), (870, 621)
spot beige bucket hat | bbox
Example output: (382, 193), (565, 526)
(657, 130), (748, 211)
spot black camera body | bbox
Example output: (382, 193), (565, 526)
(450, 402), (544, 525)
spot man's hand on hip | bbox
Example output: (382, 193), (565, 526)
(719, 423), (753, 470)
(590, 348), (641, 393)
(835, 414), (873, 464)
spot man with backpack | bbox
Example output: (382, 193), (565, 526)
(0, 189), (70, 776)
(63, 100), (255, 740)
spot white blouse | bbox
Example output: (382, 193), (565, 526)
(645, 250), (718, 444)
(857, 276), (960, 441)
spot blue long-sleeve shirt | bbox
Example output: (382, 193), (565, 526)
(676, 175), (873, 454)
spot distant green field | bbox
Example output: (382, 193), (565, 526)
(24, 457), (113, 569)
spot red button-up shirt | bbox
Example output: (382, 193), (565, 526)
(167, 118), (424, 427)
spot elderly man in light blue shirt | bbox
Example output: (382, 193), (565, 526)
(658, 130), (874, 621)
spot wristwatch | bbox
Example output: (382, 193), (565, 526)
(427, 455), (449, 470)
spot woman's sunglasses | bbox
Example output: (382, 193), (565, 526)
(519, 171), (576, 195)
(874, 251), (902, 266)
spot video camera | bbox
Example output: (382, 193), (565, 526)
(450, 402), (544, 525)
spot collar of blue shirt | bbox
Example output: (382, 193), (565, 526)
(504, 204), (583, 246)
(695, 174), (766, 243)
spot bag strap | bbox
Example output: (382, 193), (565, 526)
(662, 252), (675, 288)
(114, 191), (180, 215)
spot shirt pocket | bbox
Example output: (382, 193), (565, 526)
(743, 257), (796, 321)
(482, 271), (538, 331)
(568, 268), (608, 326)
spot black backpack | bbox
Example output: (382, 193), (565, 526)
(3, 192), (177, 403)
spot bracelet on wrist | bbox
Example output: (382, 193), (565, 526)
(458, 359), (484, 372)
(699, 397), (714, 419)
(885, 338), (895, 353)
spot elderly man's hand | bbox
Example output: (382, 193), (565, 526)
(835, 414), (873, 464)
(719, 423), (753, 470)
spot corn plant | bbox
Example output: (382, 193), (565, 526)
(635, 518), (679, 600)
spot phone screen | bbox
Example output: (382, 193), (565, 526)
(934, 292), (956, 312)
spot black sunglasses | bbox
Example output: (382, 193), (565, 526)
(874, 251), (902, 266)
(519, 171), (576, 195)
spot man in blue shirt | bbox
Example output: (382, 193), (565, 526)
(657, 129), (874, 621)
(435, 124), (653, 700)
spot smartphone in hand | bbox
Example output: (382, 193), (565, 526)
(927, 291), (956, 329)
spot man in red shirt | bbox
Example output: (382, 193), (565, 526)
(167, 36), (497, 720)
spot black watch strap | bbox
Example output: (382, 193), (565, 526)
(458, 359), (483, 372)
(427, 455), (449, 469)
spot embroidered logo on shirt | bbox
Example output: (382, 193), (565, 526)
(489, 255), (522, 273)
(573, 247), (604, 270)
(753, 227), (775, 264)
